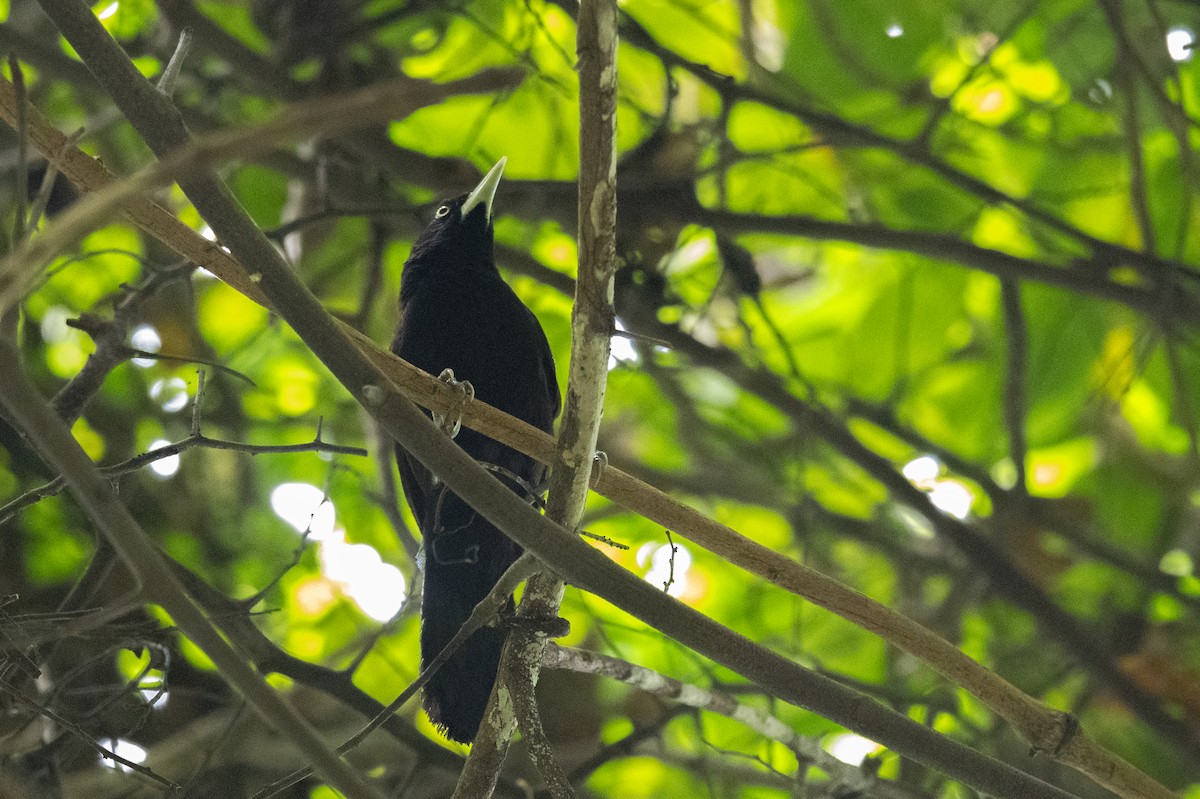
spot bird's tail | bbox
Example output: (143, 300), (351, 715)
(419, 489), (518, 744)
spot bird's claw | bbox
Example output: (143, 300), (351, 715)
(589, 450), (609, 487)
(431, 368), (474, 438)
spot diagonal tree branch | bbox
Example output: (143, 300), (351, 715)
(599, 1), (1200, 287)
(628, 310), (1200, 760)
(0, 343), (387, 799)
(0, 66), (522, 312)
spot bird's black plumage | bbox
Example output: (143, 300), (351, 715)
(391, 159), (560, 744)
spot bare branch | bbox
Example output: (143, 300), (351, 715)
(7, 56), (27, 248)
(0, 66), (522, 312)
(541, 644), (876, 794)
(155, 26), (193, 97)
(0, 414), (364, 526)
(246, 554), (541, 799)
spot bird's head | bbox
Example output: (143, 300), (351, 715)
(406, 157), (507, 273)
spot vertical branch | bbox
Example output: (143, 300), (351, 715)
(548, 0), (620, 527)
(1, 56), (27, 343)
(1000, 278), (1028, 499)
(1163, 337), (1200, 469)
(524, 0), (619, 711)
(518, 0), (619, 645)
(453, 0), (618, 794)
(1116, 52), (1156, 256)
(505, 656), (575, 799)
(7, 57), (28, 249)
(523, 0), (619, 611)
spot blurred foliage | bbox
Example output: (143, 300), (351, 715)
(2, 0), (1200, 797)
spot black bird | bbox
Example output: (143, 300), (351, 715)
(391, 158), (560, 744)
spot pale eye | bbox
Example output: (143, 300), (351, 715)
(434, 205), (451, 219)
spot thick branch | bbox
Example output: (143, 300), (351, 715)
(548, 0), (619, 528)
(458, 0), (619, 790)
(702, 209), (1196, 319)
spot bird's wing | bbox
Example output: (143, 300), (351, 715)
(540, 330), (562, 423)
(394, 441), (431, 532)
(520, 301), (562, 425)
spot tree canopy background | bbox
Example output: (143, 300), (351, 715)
(1, 0), (1200, 797)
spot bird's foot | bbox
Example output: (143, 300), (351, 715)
(431, 368), (474, 438)
(589, 450), (609, 487)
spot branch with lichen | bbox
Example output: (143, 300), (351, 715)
(539, 644), (876, 795)
(455, 1), (620, 795)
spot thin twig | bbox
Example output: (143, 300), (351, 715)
(24, 157), (63, 237)
(0, 680), (180, 791)
(0, 417), (366, 526)
(266, 204), (417, 242)
(660, 529), (677, 594)
(1115, 43), (1156, 255)
(1162, 336), (1200, 470)
(247, 554), (541, 799)
(156, 27), (192, 96)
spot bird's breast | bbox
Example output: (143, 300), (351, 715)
(394, 276), (550, 421)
